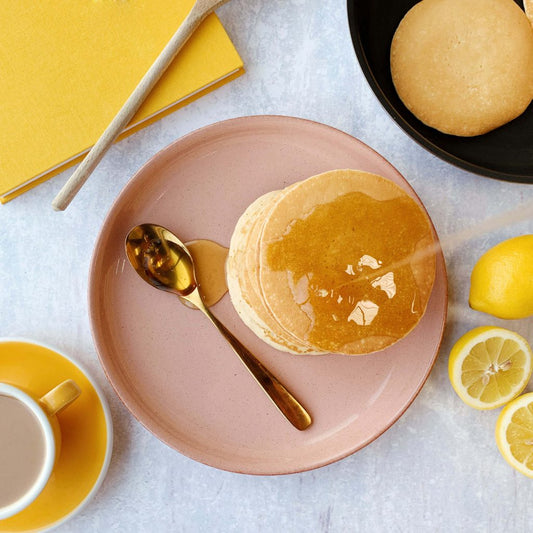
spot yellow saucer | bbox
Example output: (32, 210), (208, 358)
(0, 339), (112, 532)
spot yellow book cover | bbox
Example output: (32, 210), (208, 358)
(0, 0), (244, 203)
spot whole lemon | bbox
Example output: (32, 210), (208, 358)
(469, 235), (533, 319)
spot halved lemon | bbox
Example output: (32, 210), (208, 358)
(496, 392), (533, 478)
(448, 326), (533, 409)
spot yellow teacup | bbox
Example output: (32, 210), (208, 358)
(0, 380), (81, 520)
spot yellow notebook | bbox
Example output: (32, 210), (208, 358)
(0, 0), (244, 203)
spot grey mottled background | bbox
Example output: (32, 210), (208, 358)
(1, 0), (532, 531)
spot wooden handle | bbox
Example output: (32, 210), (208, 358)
(52, 0), (227, 211)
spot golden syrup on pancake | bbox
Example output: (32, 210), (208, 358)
(266, 191), (434, 353)
(186, 240), (228, 307)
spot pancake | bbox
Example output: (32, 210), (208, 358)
(241, 189), (323, 354)
(227, 189), (320, 353)
(227, 169), (437, 356)
(390, 0), (533, 136)
(257, 170), (436, 355)
(525, 0), (533, 27)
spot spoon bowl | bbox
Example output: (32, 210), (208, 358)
(125, 223), (312, 431)
(126, 224), (197, 297)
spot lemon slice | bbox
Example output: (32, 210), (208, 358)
(496, 392), (533, 478)
(448, 326), (533, 409)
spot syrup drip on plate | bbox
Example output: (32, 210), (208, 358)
(186, 239), (229, 307)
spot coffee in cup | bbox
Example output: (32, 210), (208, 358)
(0, 380), (81, 519)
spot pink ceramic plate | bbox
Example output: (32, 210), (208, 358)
(89, 115), (447, 475)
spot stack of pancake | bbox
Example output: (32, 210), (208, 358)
(226, 169), (437, 356)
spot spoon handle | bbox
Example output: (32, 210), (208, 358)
(190, 291), (312, 431)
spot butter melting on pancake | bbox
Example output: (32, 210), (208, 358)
(258, 170), (436, 355)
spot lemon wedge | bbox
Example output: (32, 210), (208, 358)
(448, 326), (533, 409)
(495, 392), (533, 478)
(469, 235), (533, 319)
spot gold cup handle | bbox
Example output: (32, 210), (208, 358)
(39, 379), (81, 416)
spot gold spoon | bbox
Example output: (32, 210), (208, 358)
(125, 223), (312, 431)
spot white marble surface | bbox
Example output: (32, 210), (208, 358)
(2, 0), (533, 531)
